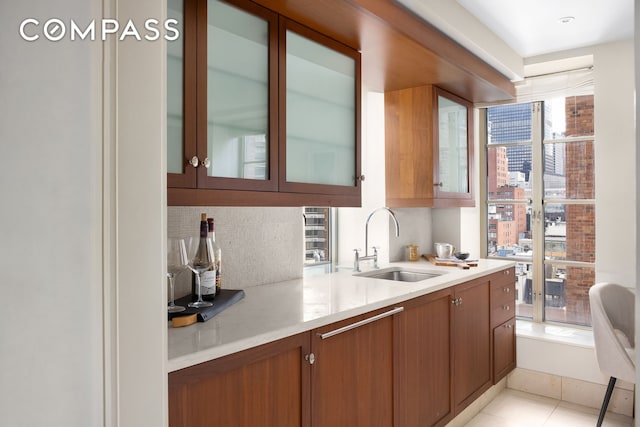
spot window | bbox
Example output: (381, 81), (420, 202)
(482, 95), (595, 326)
(303, 207), (333, 266)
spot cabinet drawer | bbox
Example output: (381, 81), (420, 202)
(489, 267), (515, 287)
(490, 280), (515, 327)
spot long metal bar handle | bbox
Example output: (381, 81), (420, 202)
(316, 307), (404, 340)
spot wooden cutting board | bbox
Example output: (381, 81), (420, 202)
(422, 254), (478, 269)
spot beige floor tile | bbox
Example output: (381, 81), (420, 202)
(463, 389), (634, 427)
(480, 389), (558, 426)
(544, 404), (632, 427)
(464, 412), (529, 427)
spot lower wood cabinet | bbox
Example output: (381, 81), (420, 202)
(168, 333), (310, 427)
(493, 318), (516, 382)
(311, 307), (399, 427)
(452, 276), (492, 415)
(168, 268), (516, 427)
(394, 288), (453, 427)
(489, 267), (517, 384)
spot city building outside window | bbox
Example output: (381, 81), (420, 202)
(303, 207), (332, 266)
(482, 95), (595, 326)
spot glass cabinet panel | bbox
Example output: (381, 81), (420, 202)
(167, 0), (184, 174)
(437, 95), (469, 193)
(285, 29), (356, 186)
(206, 0), (270, 180)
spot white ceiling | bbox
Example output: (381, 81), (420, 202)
(397, 0), (634, 80)
(457, 0), (634, 58)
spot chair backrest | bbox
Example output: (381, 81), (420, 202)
(589, 282), (635, 383)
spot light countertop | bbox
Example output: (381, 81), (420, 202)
(167, 258), (515, 372)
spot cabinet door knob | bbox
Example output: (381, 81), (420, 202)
(503, 305), (510, 311)
(434, 182), (443, 187)
(305, 353), (315, 365)
(201, 157), (211, 168)
(188, 156), (199, 168)
(504, 287), (510, 293)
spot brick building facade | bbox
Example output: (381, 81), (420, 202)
(563, 95), (595, 324)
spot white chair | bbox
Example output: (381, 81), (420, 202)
(589, 282), (635, 426)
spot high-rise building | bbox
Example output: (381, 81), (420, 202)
(488, 102), (558, 179)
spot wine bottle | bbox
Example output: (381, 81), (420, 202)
(192, 213), (217, 299)
(207, 217), (222, 295)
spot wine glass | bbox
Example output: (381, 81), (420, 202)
(167, 238), (188, 313)
(185, 236), (215, 308)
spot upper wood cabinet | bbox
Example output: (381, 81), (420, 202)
(385, 85), (475, 208)
(167, 0), (361, 207)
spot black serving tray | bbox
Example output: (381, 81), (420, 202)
(168, 289), (245, 323)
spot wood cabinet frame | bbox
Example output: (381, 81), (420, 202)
(489, 267), (517, 384)
(168, 332), (311, 426)
(432, 86), (475, 207)
(385, 85), (475, 208)
(278, 18), (362, 198)
(167, 0), (362, 207)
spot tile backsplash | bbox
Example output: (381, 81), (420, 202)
(168, 206), (304, 299)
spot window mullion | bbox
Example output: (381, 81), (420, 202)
(530, 102), (545, 322)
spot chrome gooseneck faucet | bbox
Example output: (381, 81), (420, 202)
(354, 206), (400, 271)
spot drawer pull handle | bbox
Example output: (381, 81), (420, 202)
(504, 287), (510, 293)
(317, 307), (404, 339)
(503, 305), (510, 311)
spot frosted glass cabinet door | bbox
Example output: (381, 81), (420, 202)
(202, 0), (277, 189)
(167, 0), (184, 175)
(282, 22), (360, 192)
(435, 89), (472, 197)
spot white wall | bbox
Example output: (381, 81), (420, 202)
(592, 41), (636, 286)
(1, 0), (170, 425)
(337, 90), (389, 266)
(635, 2), (640, 416)
(511, 40), (635, 385)
(0, 0), (105, 425)
(114, 0), (168, 425)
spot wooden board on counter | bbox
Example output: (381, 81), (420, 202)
(422, 254), (478, 269)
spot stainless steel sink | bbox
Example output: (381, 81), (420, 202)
(355, 267), (443, 282)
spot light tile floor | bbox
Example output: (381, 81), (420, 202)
(464, 389), (633, 427)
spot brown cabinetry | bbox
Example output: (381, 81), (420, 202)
(168, 332), (310, 427)
(489, 267), (517, 383)
(451, 276), (492, 414)
(394, 288), (453, 427)
(385, 85), (474, 208)
(311, 307), (400, 426)
(168, 267), (515, 426)
(168, 0), (361, 207)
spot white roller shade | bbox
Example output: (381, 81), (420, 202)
(515, 67), (594, 103)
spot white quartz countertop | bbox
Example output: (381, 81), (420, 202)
(167, 258), (515, 372)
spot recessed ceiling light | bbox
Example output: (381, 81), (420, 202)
(557, 16), (575, 24)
